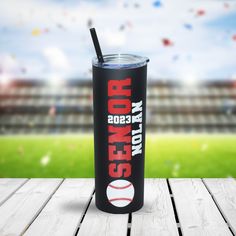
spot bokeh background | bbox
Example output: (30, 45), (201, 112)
(0, 0), (236, 178)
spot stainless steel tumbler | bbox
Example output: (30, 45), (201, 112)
(93, 54), (149, 213)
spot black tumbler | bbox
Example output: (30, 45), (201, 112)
(92, 54), (149, 214)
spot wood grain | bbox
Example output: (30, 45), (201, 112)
(0, 178), (62, 236)
(78, 197), (128, 236)
(204, 178), (236, 234)
(0, 178), (28, 206)
(24, 179), (94, 236)
(0, 178), (234, 236)
(131, 179), (179, 236)
(169, 178), (232, 236)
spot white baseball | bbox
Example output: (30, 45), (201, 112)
(106, 179), (134, 207)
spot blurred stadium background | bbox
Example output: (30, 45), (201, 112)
(0, 0), (236, 177)
(1, 79), (236, 134)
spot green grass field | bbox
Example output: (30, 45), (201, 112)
(0, 134), (235, 178)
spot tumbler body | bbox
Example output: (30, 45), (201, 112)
(93, 54), (148, 213)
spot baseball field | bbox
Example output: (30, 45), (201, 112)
(0, 134), (235, 178)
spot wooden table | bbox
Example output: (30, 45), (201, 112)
(0, 179), (235, 236)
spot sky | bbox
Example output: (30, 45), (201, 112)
(0, 0), (236, 81)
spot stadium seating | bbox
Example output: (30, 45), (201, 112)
(0, 79), (236, 134)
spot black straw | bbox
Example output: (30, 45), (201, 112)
(90, 28), (104, 63)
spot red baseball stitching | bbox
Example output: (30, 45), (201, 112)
(108, 183), (132, 189)
(109, 197), (133, 202)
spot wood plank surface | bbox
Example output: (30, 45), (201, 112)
(78, 198), (128, 236)
(0, 178), (62, 236)
(24, 179), (94, 236)
(169, 179), (232, 236)
(0, 178), (235, 236)
(131, 179), (179, 236)
(203, 178), (236, 234)
(0, 178), (28, 206)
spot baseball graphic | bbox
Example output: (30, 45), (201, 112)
(106, 179), (134, 207)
